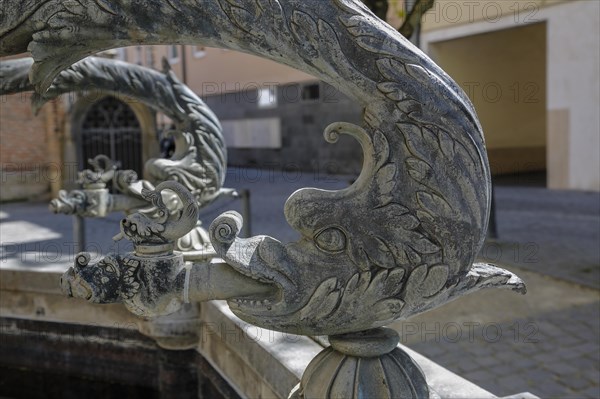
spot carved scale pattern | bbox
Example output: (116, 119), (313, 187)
(0, 0), (524, 336)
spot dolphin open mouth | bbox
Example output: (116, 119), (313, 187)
(223, 240), (293, 313)
(226, 268), (282, 307)
(210, 212), (298, 314)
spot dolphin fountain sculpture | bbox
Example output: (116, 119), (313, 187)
(1, 55), (234, 257)
(1, 55), (231, 209)
(1, 1), (526, 397)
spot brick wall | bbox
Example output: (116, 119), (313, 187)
(0, 92), (64, 202)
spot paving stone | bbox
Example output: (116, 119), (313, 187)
(525, 368), (554, 385)
(468, 343), (497, 357)
(554, 347), (590, 360)
(558, 336), (586, 348)
(412, 342), (446, 358)
(514, 342), (542, 355)
(489, 362), (516, 375)
(481, 382), (505, 396)
(494, 352), (520, 364)
(455, 360), (484, 374)
(556, 373), (594, 391)
(530, 382), (567, 399)
(530, 341), (555, 353)
(580, 385), (600, 398)
(464, 369), (496, 385)
(543, 362), (580, 376)
(494, 375), (533, 396)
(575, 355), (600, 370)
(567, 342), (600, 356)
(511, 357), (539, 370)
(536, 323), (565, 338)
(570, 325), (599, 340)
(474, 355), (501, 368)
(406, 300), (599, 398)
(532, 352), (561, 364)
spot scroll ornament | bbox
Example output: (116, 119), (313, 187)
(1, 1), (526, 397)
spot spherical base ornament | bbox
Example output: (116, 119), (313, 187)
(290, 328), (429, 399)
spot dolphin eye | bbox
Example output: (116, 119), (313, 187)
(315, 227), (347, 253)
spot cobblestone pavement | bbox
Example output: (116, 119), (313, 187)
(400, 301), (600, 398)
(1, 168), (599, 398)
(485, 186), (600, 290)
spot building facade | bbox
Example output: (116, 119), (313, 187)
(115, 0), (599, 191)
(1, 0), (598, 200)
(419, 0), (599, 191)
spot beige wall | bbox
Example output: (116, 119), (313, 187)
(120, 45), (314, 96)
(184, 48), (314, 96)
(422, 0), (599, 191)
(545, 1), (600, 191)
(429, 22), (547, 175)
(384, 0), (407, 30)
(422, 0), (568, 32)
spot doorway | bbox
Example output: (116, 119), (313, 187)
(78, 96), (143, 175)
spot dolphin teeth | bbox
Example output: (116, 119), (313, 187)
(236, 298), (274, 306)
